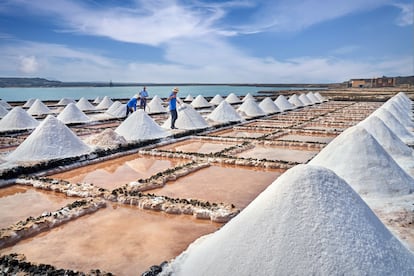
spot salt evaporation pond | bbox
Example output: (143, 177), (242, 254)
(208, 128), (274, 138)
(156, 138), (242, 154)
(0, 185), (77, 229)
(50, 154), (186, 190)
(149, 165), (284, 208)
(236, 145), (319, 163)
(0, 202), (220, 275)
(276, 134), (335, 143)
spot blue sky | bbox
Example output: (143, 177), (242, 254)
(0, 0), (412, 83)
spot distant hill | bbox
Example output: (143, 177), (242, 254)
(0, 77), (63, 87)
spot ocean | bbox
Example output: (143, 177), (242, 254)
(0, 85), (314, 102)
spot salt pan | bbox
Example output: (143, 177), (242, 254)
(162, 164), (414, 275)
(207, 100), (243, 123)
(0, 107), (39, 131)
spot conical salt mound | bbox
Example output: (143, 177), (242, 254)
(57, 98), (76, 106)
(259, 97), (281, 114)
(76, 97), (95, 111)
(162, 104), (209, 130)
(307, 92), (321, 104)
(237, 98), (266, 117)
(115, 110), (169, 141)
(395, 92), (412, 109)
(191, 95), (211, 108)
(149, 95), (163, 106)
(242, 93), (254, 102)
(0, 107), (39, 131)
(96, 96), (113, 109)
(299, 94), (313, 106)
(274, 95), (295, 111)
(0, 105), (8, 118)
(162, 164), (414, 276)
(6, 115), (91, 162)
(57, 103), (90, 124)
(207, 100), (243, 123)
(358, 115), (414, 172)
(388, 95), (411, 112)
(288, 94), (304, 107)
(147, 99), (167, 114)
(309, 126), (414, 197)
(184, 94), (194, 102)
(382, 100), (414, 129)
(23, 98), (36, 108)
(93, 96), (103, 104)
(209, 94), (224, 105)
(373, 108), (414, 144)
(225, 93), (241, 104)
(106, 101), (122, 117)
(315, 92), (328, 102)
(27, 99), (51, 116)
(0, 99), (12, 109)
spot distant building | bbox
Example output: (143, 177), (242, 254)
(348, 77), (396, 88)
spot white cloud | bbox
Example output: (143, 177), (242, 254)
(393, 2), (413, 26)
(19, 56), (39, 73)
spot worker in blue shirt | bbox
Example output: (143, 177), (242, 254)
(139, 86), (149, 111)
(167, 87), (179, 129)
(126, 94), (139, 117)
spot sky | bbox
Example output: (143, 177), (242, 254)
(0, 0), (412, 83)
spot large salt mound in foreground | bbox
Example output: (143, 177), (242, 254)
(162, 165), (414, 275)
(309, 126), (414, 197)
(57, 103), (90, 124)
(115, 110), (169, 141)
(162, 104), (209, 130)
(0, 107), (39, 131)
(6, 115), (91, 162)
(207, 100), (243, 123)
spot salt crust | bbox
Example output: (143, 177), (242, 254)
(191, 95), (211, 108)
(237, 98), (266, 117)
(274, 95), (295, 111)
(383, 100), (414, 129)
(288, 94), (304, 107)
(84, 128), (127, 149)
(57, 103), (90, 124)
(207, 100), (243, 123)
(162, 104), (209, 130)
(259, 97), (281, 114)
(115, 109), (169, 141)
(27, 99), (51, 115)
(309, 125), (414, 197)
(224, 93), (240, 104)
(209, 94), (224, 105)
(0, 107), (39, 131)
(162, 164), (414, 276)
(76, 97), (96, 111)
(6, 115), (91, 162)
(95, 96), (113, 109)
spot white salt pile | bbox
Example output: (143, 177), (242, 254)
(382, 100), (414, 129)
(84, 128), (127, 149)
(23, 98), (35, 108)
(0, 107), (39, 131)
(150, 95), (164, 105)
(57, 98), (76, 106)
(162, 104), (209, 130)
(27, 99), (52, 116)
(184, 94), (194, 102)
(274, 95), (295, 111)
(259, 97), (281, 114)
(299, 93), (313, 106)
(147, 98), (167, 114)
(237, 98), (266, 117)
(358, 115), (414, 172)
(288, 94), (304, 107)
(315, 92), (327, 102)
(307, 92), (321, 104)
(57, 103), (90, 124)
(115, 110), (169, 141)
(106, 101), (126, 118)
(373, 108), (414, 144)
(6, 115), (91, 162)
(191, 95), (211, 108)
(242, 93), (254, 102)
(309, 125), (414, 197)
(207, 100), (243, 123)
(106, 101), (122, 116)
(161, 164), (414, 275)
(209, 94), (224, 105)
(0, 99), (12, 109)
(96, 96), (113, 109)
(76, 97), (96, 111)
(93, 96), (103, 104)
(225, 93), (241, 104)
(0, 105), (8, 118)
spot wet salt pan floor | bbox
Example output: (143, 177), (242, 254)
(236, 145), (319, 163)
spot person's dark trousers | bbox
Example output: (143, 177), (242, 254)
(140, 98), (147, 111)
(126, 106), (134, 117)
(171, 109), (178, 129)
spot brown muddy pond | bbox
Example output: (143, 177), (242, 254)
(0, 202), (220, 275)
(0, 185), (77, 229)
(50, 154), (186, 190)
(236, 145), (319, 163)
(150, 165), (283, 209)
(155, 139), (241, 154)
